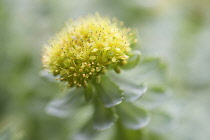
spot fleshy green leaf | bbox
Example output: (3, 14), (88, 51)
(122, 84), (147, 102)
(135, 85), (170, 109)
(116, 101), (150, 130)
(108, 73), (147, 102)
(110, 57), (167, 85)
(149, 111), (173, 133)
(136, 57), (167, 83)
(73, 121), (98, 140)
(45, 87), (84, 118)
(121, 50), (141, 70)
(95, 75), (123, 108)
(93, 99), (117, 130)
(113, 122), (145, 140)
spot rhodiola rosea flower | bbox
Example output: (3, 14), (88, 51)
(42, 13), (137, 87)
(41, 13), (168, 140)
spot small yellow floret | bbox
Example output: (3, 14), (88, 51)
(42, 13), (136, 87)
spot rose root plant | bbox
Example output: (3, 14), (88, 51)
(41, 13), (168, 140)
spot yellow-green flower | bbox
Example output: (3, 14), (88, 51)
(42, 13), (136, 87)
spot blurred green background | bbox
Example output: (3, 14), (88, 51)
(0, 0), (210, 140)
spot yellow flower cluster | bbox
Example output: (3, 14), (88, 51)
(42, 14), (136, 87)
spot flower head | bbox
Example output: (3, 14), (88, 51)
(42, 13), (136, 87)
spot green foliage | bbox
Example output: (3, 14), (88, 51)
(95, 76), (123, 108)
(1, 0), (210, 140)
(34, 52), (167, 140)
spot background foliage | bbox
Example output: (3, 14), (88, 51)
(0, 0), (210, 140)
